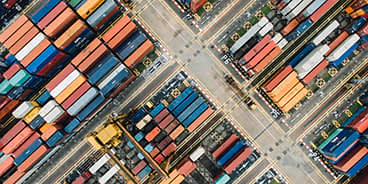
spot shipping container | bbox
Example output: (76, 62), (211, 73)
(158, 136), (172, 151)
(15, 33), (45, 61)
(3, 21), (33, 49)
(177, 97), (204, 122)
(145, 127), (161, 142)
(172, 92), (199, 116)
(277, 83), (304, 107)
(310, 0), (338, 22)
(124, 40), (154, 68)
(98, 66), (131, 96)
(178, 159), (197, 177)
(267, 71), (298, 100)
(98, 165), (119, 184)
(329, 43), (359, 67)
(300, 0), (327, 20)
(190, 146), (205, 162)
(325, 31), (349, 56)
(295, 44), (329, 79)
(29, 116), (46, 130)
(86, 54), (118, 85)
(281, 0), (302, 16)
(348, 108), (368, 133)
(263, 65), (293, 92)
(224, 147), (253, 174)
(107, 21), (137, 50)
(334, 145), (368, 172)
(0, 155), (14, 177)
(281, 19), (299, 36)
(13, 132), (40, 158)
(136, 114), (152, 130)
(213, 134), (239, 159)
(3, 170), (25, 184)
(18, 144), (48, 172)
(54, 20), (87, 50)
(12, 101), (36, 119)
(25, 45), (59, 75)
(246, 41), (277, 68)
(312, 20), (340, 46)
(102, 16), (131, 42)
(302, 60), (328, 84)
(116, 31), (147, 61)
(0, 100), (20, 121)
(3, 64), (21, 81)
(78, 44), (108, 72)
(46, 131), (64, 147)
(89, 153), (110, 174)
(258, 22), (274, 37)
(169, 125), (185, 140)
(62, 82), (91, 110)
(214, 173), (231, 184)
(168, 87), (194, 111)
(327, 34), (360, 61)
(131, 107), (147, 123)
(358, 24), (368, 36)
(158, 114), (173, 129)
(321, 129), (360, 157)
(132, 160), (146, 175)
(154, 108), (169, 123)
(288, 43), (315, 67)
(136, 166), (152, 180)
(77, 94), (105, 121)
(150, 103), (165, 117)
(0, 121), (25, 149)
(347, 17), (367, 34)
(150, 147), (160, 158)
(51, 70), (81, 97)
(86, 0), (118, 28)
(188, 107), (213, 132)
(41, 125), (62, 141)
(241, 35), (272, 63)
(77, 0), (104, 19)
(162, 142), (176, 157)
(165, 120), (179, 134)
(37, 1), (67, 29)
(67, 87), (98, 116)
(14, 138), (43, 166)
(10, 27), (40, 55)
(39, 100), (57, 117)
(218, 140), (246, 166)
(280, 88), (308, 112)
(2, 126), (34, 154)
(183, 103), (209, 128)
(64, 119), (81, 134)
(28, 0), (61, 23)
(24, 107), (41, 123)
(55, 75), (86, 104)
(44, 105), (66, 123)
(345, 153), (368, 177)
(0, 15), (28, 43)
(0, 80), (13, 95)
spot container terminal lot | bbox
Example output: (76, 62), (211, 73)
(18, 1), (358, 184)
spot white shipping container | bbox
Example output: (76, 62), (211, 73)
(230, 17), (269, 54)
(258, 22), (274, 37)
(286, 0), (313, 21)
(295, 45), (330, 78)
(39, 100), (58, 117)
(190, 146), (205, 162)
(12, 101), (35, 119)
(98, 165), (119, 184)
(67, 87), (98, 116)
(272, 33), (283, 43)
(50, 70), (81, 98)
(89, 153), (110, 174)
(136, 114), (152, 130)
(44, 106), (65, 123)
(302, 0), (327, 17)
(277, 38), (289, 49)
(327, 34), (360, 61)
(312, 20), (340, 46)
(15, 33), (45, 61)
(281, 0), (302, 16)
(97, 64), (126, 90)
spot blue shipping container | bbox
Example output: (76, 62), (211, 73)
(37, 90), (52, 106)
(131, 108), (147, 123)
(345, 154), (368, 177)
(168, 87), (194, 111)
(116, 31), (147, 61)
(172, 92), (199, 116)
(64, 28), (96, 54)
(177, 97), (204, 122)
(100, 69), (130, 96)
(137, 166), (152, 179)
(342, 106), (367, 127)
(144, 143), (154, 153)
(347, 17), (367, 34)
(86, 0), (117, 27)
(217, 140), (245, 166)
(127, 141), (134, 148)
(135, 131), (144, 142)
(26, 45), (59, 74)
(76, 94), (105, 121)
(137, 152), (144, 160)
(87, 54), (118, 84)
(5, 54), (17, 66)
(23, 75), (45, 89)
(150, 103), (165, 117)
(30, 0), (62, 23)
(29, 115), (46, 130)
(182, 103), (208, 127)
(321, 130), (360, 157)
(288, 43), (315, 67)
(296, 19), (313, 35)
(14, 138), (43, 166)
(64, 118), (81, 134)
(330, 43), (359, 67)
(46, 131), (64, 147)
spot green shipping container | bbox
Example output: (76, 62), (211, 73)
(9, 70), (31, 87)
(0, 80), (13, 94)
(68, 0), (83, 8)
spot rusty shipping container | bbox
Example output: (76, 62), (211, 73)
(262, 65), (293, 92)
(154, 108), (169, 123)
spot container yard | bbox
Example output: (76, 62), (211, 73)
(1, 0), (368, 183)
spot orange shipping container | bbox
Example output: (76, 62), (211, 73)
(188, 108), (213, 132)
(177, 159), (196, 176)
(102, 16), (131, 43)
(54, 20), (86, 49)
(334, 145), (368, 172)
(41, 125), (62, 141)
(162, 142), (176, 157)
(9, 27), (39, 55)
(267, 71), (298, 99)
(21, 39), (51, 67)
(77, 0), (104, 18)
(277, 83), (304, 107)
(3, 170), (25, 184)
(170, 175), (185, 184)
(18, 145), (48, 172)
(263, 65), (293, 92)
(0, 15), (28, 43)
(169, 125), (184, 140)
(281, 19), (299, 36)
(13, 132), (40, 158)
(212, 134), (238, 159)
(246, 41), (277, 69)
(0, 156), (14, 177)
(270, 79), (300, 103)
(325, 31), (349, 56)
(78, 44), (108, 72)
(3, 21), (33, 49)
(124, 40), (154, 68)
(2, 126), (34, 154)
(280, 88), (308, 113)
(71, 38), (102, 66)
(39, 123), (53, 133)
(55, 75), (87, 103)
(0, 100), (20, 121)
(253, 46), (282, 73)
(224, 147), (253, 174)
(44, 8), (78, 39)
(107, 22), (137, 49)
(145, 127), (161, 142)
(150, 147), (160, 158)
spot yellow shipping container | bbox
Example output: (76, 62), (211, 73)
(267, 71), (298, 99)
(169, 125), (184, 140)
(55, 75), (86, 103)
(40, 123), (54, 133)
(277, 82), (304, 107)
(280, 88), (309, 113)
(24, 107), (41, 123)
(77, 0), (105, 18)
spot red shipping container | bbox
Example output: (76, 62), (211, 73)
(132, 160), (146, 175)
(44, 8), (78, 39)
(102, 16), (131, 43)
(302, 60), (328, 84)
(246, 41), (277, 69)
(107, 22), (137, 49)
(124, 40), (154, 68)
(21, 39), (51, 67)
(154, 108), (169, 123)
(224, 147), (253, 174)
(41, 125), (62, 141)
(3, 170), (25, 184)
(45, 64), (75, 91)
(150, 147), (160, 158)
(13, 132), (40, 158)
(165, 120), (179, 134)
(3, 21), (33, 49)
(71, 38), (102, 67)
(0, 120), (25, 149)
(18, 145), (48, 172)
(177, 159), (197, 176)
(0, 15), (28, 43)
(2, 126), (34, 154)
(37, 52), (69, 76)
(61, 82), (91, 109)
(159, 114), (174, 129)
(310, 0), (338, 22)
(162, 142), (176, 157)
(212, 134), (239, 159)
(326, 31), (349, 56)
(188, 108), (213, 132)
(93, 6), (120, 30)
(242, 35), (272, 63)
(0, 156), (14, 177)
(0, 100), (20, 122)
(158, 136), (172, 151)
(9, 27), (39, 55)
(37, 1), (67, 29)
(3, 64), (22, 80)
(0, 97), (11, 110)
(191, 0), (208, 12)
(154, 154), (165, 164)
(78, 44), (108, 72)
(348, 108), (368, 133)
(262, 65), (293, 92)
(253, 46), (282, 73)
